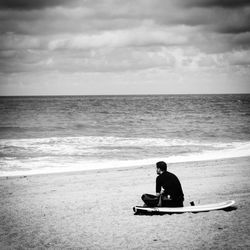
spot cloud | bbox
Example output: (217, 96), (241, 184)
(0, 0), (78, 10)
(184, 0), (250, 8)
(155, 4), (250, 35)
(0, 0), (249, 80)
(0, 49), (47, 73)
(213, 7), (250, 34)
(47, 27), (189, 50)
(1, 1), (250, 38)
(0, 23), (192, 51)
(232, 32), (250, 47)
(0, 33), (44, 50)
(0, 45), (177, 74)
(225, 50), (250, 66)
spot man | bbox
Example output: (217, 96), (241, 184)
(141, 161), (184, 207)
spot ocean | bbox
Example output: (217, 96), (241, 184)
(0, 94), (250, 176)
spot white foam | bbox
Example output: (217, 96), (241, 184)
(0, 136), (229, 147)
(1, 140), (250, 177)
(0, 136), (237, 157)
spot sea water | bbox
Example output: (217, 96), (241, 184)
(0, 94), (250, 176)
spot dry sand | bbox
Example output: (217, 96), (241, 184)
(0, 157), (250, 249)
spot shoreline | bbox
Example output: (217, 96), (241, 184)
(1, 156), (250, 249)
(1, 155), (250, 179)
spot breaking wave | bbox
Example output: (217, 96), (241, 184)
(1, 136), (250, 176)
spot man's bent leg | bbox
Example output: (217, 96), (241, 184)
(141, 193), (159, 207)
(162, 199), (184, 207)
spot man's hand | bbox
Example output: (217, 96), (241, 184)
(156, 188), (165, 197)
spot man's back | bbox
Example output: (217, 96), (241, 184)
(156, 171), (184, 201)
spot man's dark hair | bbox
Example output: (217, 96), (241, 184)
(156, 161), (167, 172)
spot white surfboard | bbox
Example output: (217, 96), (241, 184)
(133, 200), (235, 214)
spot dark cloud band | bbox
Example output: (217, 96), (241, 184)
(0, 0), (78, 10)
(185, 0), (250, 8)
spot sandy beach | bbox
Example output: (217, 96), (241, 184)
(1, 157), (250, 249)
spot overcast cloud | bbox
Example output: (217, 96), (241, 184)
(0, 0), (250, 95)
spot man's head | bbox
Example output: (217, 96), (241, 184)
(156, 161), (167, 175)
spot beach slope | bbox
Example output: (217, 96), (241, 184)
(0, 157), (250, 249)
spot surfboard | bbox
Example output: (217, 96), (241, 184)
(133, 200), (235, 214)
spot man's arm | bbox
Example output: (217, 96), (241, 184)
(156, 176), (164, 196)
(156, 189), (165, 197)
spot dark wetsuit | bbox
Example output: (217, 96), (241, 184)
(156, 171), (184, 202)
(142, 171), (184, 207)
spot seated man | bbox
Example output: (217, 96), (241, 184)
(141, 161), (184, 207)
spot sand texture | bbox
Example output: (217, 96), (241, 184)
(1, 157), (250, 249)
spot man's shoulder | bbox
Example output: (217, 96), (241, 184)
(158, 171), (172, 179)
(166, 171), (179, 179)
(166, 171), (175, 176)
(157, 171), (177, 180)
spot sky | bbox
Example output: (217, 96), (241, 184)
(0, 0), (250, 96)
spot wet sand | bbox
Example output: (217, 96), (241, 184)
(0, 157), (250, 249)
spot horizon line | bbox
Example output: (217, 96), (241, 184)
(0, 92), (250, 98)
